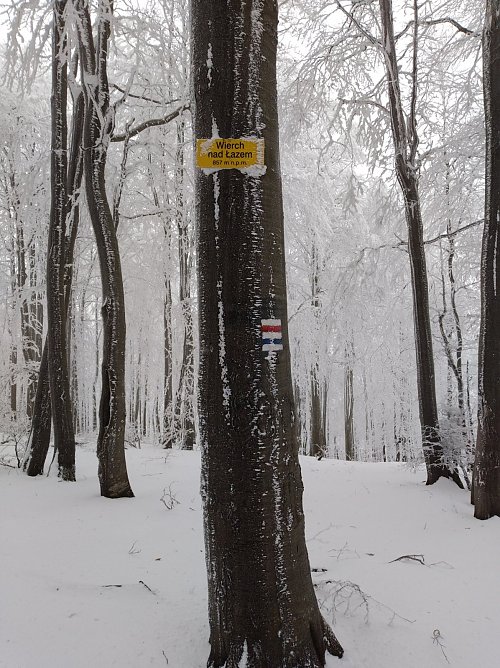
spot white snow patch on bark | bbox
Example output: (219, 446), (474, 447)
(207, 43), (213, 87)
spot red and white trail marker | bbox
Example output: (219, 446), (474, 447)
(261, 319), (283, 352)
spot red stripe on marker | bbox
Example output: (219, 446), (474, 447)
(261, 325), (282, 332)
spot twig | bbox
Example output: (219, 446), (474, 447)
(389, 553), (426, 565)
(432, 629), (450, 663)
(160, 485), (180, 510)
(139, 580), (156, 595)
(112, 83), (179, 106)
(316, 578), (415, 625)
(128, 541), (141, 555)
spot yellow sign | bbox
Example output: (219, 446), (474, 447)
(196, 138), (265, 170)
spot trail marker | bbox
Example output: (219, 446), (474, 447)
(261, 319), (283, 353)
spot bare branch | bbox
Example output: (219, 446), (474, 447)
(419, 17), (479, 37)
(112, 84), (179, 106)
(111, 104), (189, 142)
(424, 218), (483, 245)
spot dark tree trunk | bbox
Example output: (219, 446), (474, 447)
(473, 0), (500, 519)
(379, 0), (462, 487)
(310, 368), (326, 458)
(344, 344), (354, 462)
(192, 1), (343, 665)
(24, 73), (85, 477)
(76, 0), (133, 498)
(163, 276), (174, 448)
(308, 241), (325, 458)
(46, 0), (76, 481)
(24, 345), (52, 476)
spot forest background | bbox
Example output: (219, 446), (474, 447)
(0, 0), (484, 481)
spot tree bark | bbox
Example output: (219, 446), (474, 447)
(76, 0), (133, 498)
(174, 119), (196, 450)
(24, 74), (85, 477)
(192, 1), (343, 665)
(473, 0), (500, 519)
(379, 0), (462, 486)
(46, 0), (76, 481)
(344, 343), (354, 461)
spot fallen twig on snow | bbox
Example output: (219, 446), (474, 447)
(389, 554), (426, 565)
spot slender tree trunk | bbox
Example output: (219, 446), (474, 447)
(146, 151), (174, 448)
(46, 0), (76, 480)
(24, 79), (85, 477)
(308, 240), (325, 458)
(473, 0), (500, 519)
(192, 1), (343, 665)
(76, 0), (133, 498)
(344, 343), (354, 461)
(379, 0), (462, 486)
(163, 277), (174, 448)
(9, 250), (17, 417)
(174, 119), (196, 450)
(27, 243), (43, 417)
(309, 366), (325, 457)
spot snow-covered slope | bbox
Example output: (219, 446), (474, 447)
(1, 447), (498, 667)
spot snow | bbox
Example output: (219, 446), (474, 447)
(1, 446), (499, 667)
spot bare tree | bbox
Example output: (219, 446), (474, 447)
(378, 0), (462, 485)
(75, 0), (133, 498)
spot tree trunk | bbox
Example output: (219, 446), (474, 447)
(192, 1), (343, 665)
(163, 276), (174, 448)
(76, 0), (133, 498)
(379, 0), (462, 486)
(473, 0), (500, 519)
(46, 0), (76, 481)
(24, 77), (85, 477)
(174, 119), (196, 450)
(309, 366), (325, 458)
(344, 343), (354, 461)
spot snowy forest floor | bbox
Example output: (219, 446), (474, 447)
(1, 444), (498, 668)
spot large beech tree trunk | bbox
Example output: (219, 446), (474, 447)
(76, 0), (133, 498)
(379, 0), (462, 486)
(473, 0), (500, 519)
(192, 1), (343, 665)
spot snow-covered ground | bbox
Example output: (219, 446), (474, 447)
(1, 446), (498, 667)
